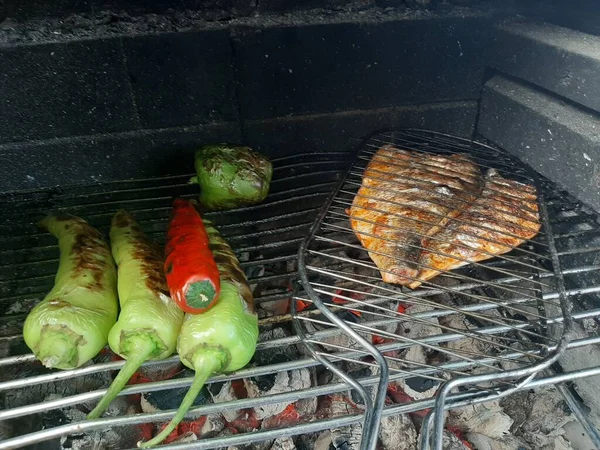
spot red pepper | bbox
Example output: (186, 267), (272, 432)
(164, 198), (221, 314)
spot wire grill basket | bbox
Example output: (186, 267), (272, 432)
(294, 129), (574, 450)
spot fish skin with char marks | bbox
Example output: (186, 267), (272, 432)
(409, 168), (541, 288)
(348, 145), (483, 286)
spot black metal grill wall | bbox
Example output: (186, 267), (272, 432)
(1, 0), (600, 212)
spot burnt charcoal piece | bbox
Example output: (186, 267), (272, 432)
(405, 376), (439, 394)
(245, 328), (314, 420)
(207, 380), (242, 422)
(140, 369), (211, 413)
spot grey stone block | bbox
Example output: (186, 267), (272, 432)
(490, 21), (600, 114)
(477, 75), (600, 212)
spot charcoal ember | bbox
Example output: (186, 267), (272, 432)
(246, 365), (312, 418)
(226, 408), (262, 433)
(2, 358), (113, 410)
(387, 370), (440, 403)
(132, 359), (184, 384)
(140, 368), (211, 413)
(200, 413), (226, 438)
(447, 401), (513, 439)
(327, 394), (363, 450)
(362, 300), (403, 346)
(262, 398), (317, 430)
(216, 426), (271, 450)
(466, 433), (529, 450)
(302, 310), (368, 354)
(0, 421), (13, 440)
(378, 414), (417, 450)
(295, 431), (331, 450)
(435, 430), (471, 450)
(208, 381), (243, 422)
(270, 437), (296, 450)
(345, 365), (378, 404)
(169, 431), (198, 443)
(245, 327), (314, 420)
(45, 395), (140, 450)
(250, 262), (293, 319)
(387, 381), (433, 421)
(330, 424), (362, 450)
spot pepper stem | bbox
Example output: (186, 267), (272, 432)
(87, 338), (156, 420)
(185, 281), (217, 310)
(36, 329), (78, 369)
(138, 349), (226, 448)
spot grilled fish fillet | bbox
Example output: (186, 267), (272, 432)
(407, 169), (541, 289)
(348, 145), (483, 285)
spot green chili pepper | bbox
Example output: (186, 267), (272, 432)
(87, 210), (185, 419)
(138, 220), (258, 448)
(191, 144), (273, 210)
(22, 213), (119, 370)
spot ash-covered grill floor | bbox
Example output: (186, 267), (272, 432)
(0, 149), (599, 449)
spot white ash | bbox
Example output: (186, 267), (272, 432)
(296, 395), (318, 417)
(301, 317), (366, 352)
(47, 394), (138, 450)
(562, 420), (598, 449)
(378, 414), (417, 450)
(555, 322), (600, 430)
(393, 376), (440, 401)
(438, 313), (495, 364)
(330, 423), (362, 450)
(314, 432), (333, 450)
(447, 401), (513, 439)
(258, 296), (290, 318)
(219, 427), (271, 450)
(200, 413), (225, 438)
(466, 432), (529, 450)
(169, 431), (198, 443)
(518, 387), (574, 448)
(396, 303), (442, 368)
(270, 437), (296, 450)
(245, 368), (313, 419)
(329, 394), (363, 450)
(441, 430), (471, 450)
(209, 381), (242, 423)
(244, 327), (316, 420)
(295, 431), (331, 450)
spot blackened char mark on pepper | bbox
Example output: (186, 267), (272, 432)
(203, 220), (255, 314)
(43, 213), (112, 291)
(113, 210), (170, 297)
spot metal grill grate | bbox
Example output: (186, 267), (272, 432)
(0, 132), (599, 449)
(0, 152), (366, 450)
(294, 130), (598, 449)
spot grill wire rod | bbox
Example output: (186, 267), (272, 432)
(296, 129), (582, 449)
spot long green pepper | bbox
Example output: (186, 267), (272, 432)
(87, 210), (185, 419)
(139, 220), (258, 448)
(23, 213), (118, 370)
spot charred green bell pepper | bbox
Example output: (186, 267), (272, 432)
(23, 213), (119, 370)
(87, 210), (185, 419)
(138, 220), (258, 448)
(191, 144), (272, 210)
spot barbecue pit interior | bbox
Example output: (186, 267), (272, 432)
(2, 0), (600, 449)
